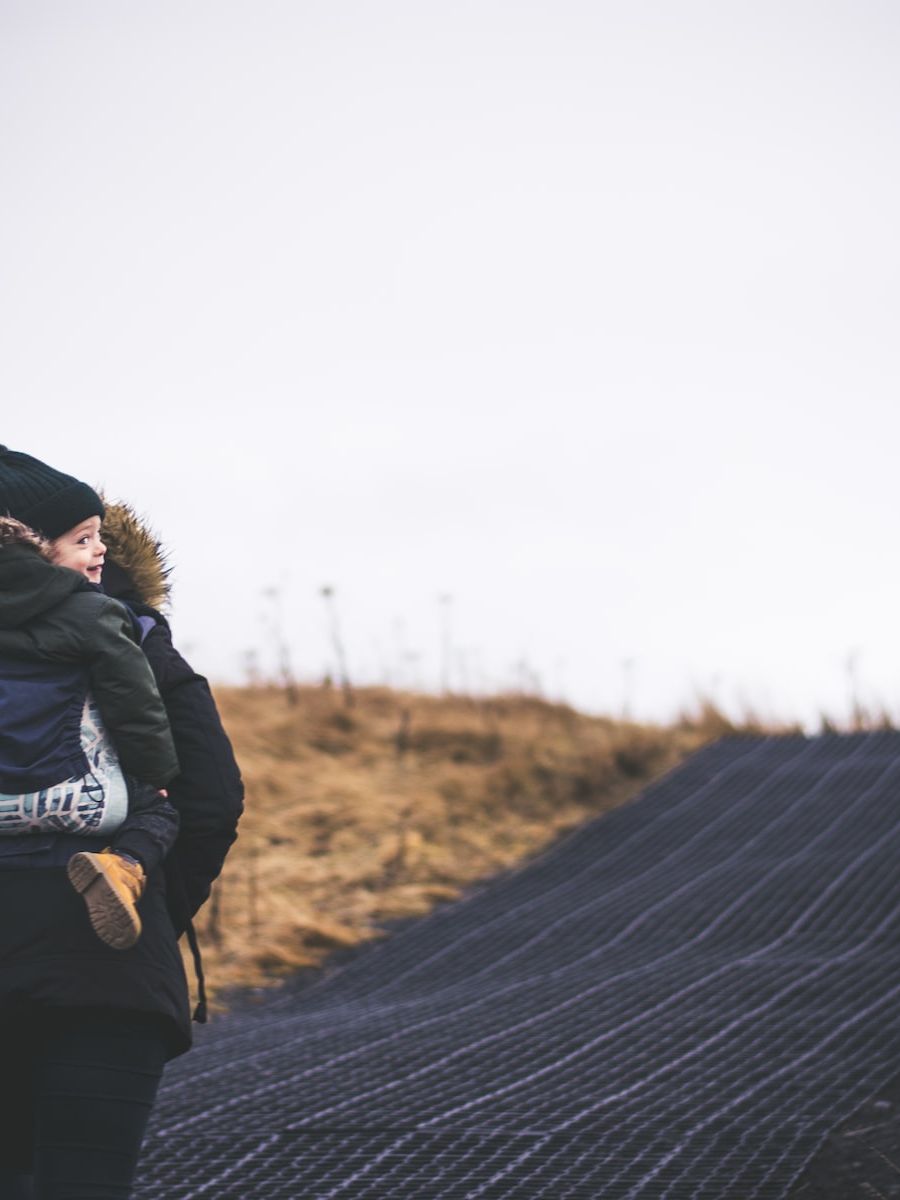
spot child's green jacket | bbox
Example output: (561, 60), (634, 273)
(0, 519), (179, 793)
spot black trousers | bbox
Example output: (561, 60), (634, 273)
(0, 1006), (168, 1200)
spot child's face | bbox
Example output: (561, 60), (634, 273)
(48, 516), (106, 583)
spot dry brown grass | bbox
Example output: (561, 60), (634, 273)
(189, 686), (751, 1006)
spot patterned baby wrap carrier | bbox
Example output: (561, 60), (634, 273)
(0, 695), (128, 837)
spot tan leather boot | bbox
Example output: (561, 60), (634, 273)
(67, 850), (145, 950)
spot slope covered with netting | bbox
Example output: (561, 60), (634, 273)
(138, 732), (900, 1199)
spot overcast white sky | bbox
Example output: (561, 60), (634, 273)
(3, 1), (899, 726)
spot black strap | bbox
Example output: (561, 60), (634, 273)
(185, 917), (208, 1023)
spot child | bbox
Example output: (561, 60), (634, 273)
(0, 455), (180, 951)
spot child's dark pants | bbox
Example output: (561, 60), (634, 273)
(0, 1005), (167, 1200)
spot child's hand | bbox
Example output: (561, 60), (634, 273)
(158, 788), (168, 798)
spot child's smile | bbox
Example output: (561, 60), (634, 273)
(48, 516), (107, 583)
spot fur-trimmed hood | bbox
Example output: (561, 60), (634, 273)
(100, 501), (172, 613)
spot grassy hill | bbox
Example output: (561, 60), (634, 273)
(194, 686), (750, 1004)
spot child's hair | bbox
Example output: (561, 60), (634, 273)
(0, 515), (52, 557)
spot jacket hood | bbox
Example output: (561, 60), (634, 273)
(0, 516), (85, 628)
(100, 501), (172, 613)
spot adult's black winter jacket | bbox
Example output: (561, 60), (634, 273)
(99, 503), (244, 937)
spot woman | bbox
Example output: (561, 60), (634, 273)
(0, 446), (243, 1199)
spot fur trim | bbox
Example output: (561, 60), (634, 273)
(0, 515), (51, 557)
(101, 501), (172, 611)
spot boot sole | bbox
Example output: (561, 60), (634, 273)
(67, 854), (142, 951)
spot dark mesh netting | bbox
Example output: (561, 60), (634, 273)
(137, 733), (900, 1198)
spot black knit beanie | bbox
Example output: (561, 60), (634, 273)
(0, 445), (104, 539)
